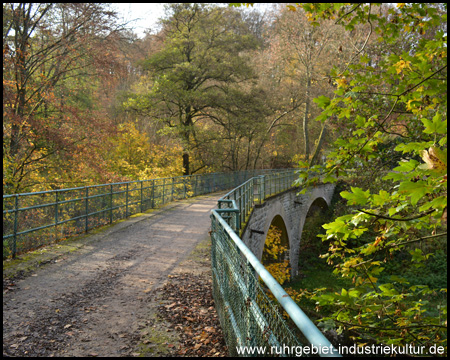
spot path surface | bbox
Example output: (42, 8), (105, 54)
(3, 193), (222, 357)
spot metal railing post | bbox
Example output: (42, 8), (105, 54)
(12, 195), (18, 258)
(55, 191), (59, 240)
(238, 186), (242, 226)
(151, 180), (155, 208)
(162, 178), (166, 205)
(85, 187), (89, 233)
(140, 180), (143, 213)
(126, 183), (129, 217)
(110, 184), (113, 224)
(259, 175), (265, 204)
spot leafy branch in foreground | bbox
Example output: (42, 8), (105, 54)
(293, 3), (447, 351)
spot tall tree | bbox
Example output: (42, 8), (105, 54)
(3, 3), (126, 193)
(194, 84), (272, 171)
(267, 6), (344, 163)
(125, 3), (259, 175)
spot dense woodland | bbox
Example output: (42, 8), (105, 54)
(3, 3), (447, 354)
(3, 3), (364, 193)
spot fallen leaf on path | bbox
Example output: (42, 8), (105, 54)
(155, 273), (227, 356)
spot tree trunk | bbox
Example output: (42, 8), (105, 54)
(182, 153), (190, 176)
(303, 74), (311, 162)
(309, 121), (327, 168)
(10, 5), (30, 157)
(182, 110), (193, 175)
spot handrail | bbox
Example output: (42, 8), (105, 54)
(210, 171), (341, 357)
(3, 169), (292, 259)
(218, 170), (298, 233)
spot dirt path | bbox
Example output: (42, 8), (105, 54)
(3, 193), (223, 357)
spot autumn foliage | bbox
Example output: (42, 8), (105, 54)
(262, 225), (291, 285)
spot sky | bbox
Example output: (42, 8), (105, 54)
(112, 3), (167, 37)
(112, 3), (274, 38)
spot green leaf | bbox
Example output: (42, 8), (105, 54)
(372, 190), (391, 206)
(395, 141), (434, 154)
(383, 171), (407, 182)
(393, 159), (419, 173)
(341, 187), (371, 205)
(379, 284), (399, 296)
(410, 248), (426, 263)
(313, 95), (331, 109)
(322, 218), (348, 234)
(354, 115), (367, 128)
(398, 180), (430, 206)
(390, 275), (409, 284)
(422, 113), (447, 134)
(316, 293), (336, 306)
(388, 207), (398, 216)
(353, 129), (366, 136)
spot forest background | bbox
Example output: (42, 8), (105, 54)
(4, 2), (358, 194)
(3, 2), (447, 352)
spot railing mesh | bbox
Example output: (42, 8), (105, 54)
(211, 214), (302, 356)
(210, 171), (339, 357)
(3, 169), (289, 259)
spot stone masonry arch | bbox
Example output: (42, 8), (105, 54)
(259, 201), (292, 261)
(241, 183), (335, 277)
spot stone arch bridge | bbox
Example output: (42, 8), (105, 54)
(212, 173), (339, 355)
(240, 183), (336, 277)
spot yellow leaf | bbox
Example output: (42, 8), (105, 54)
(421, 147), (446, 172)
(394, 60), (411, 74)
(335, 77), (348, 88)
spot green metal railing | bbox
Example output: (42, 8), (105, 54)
(3, 169), (286, 259)
(211, 172), (340, 357)
(218, 170), (298, 232)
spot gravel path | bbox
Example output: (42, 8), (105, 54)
(3, 193), (222, 357)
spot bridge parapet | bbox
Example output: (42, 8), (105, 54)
(218, 170), (298, 232)
(3, 168), (289, 259)
(242, 183), (336, 277)
(211, 171), (340, 357)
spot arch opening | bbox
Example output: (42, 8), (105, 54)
(297, 197), (330, 279)
(262, 215), (291, 285)
(306, 197), (329, 218)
